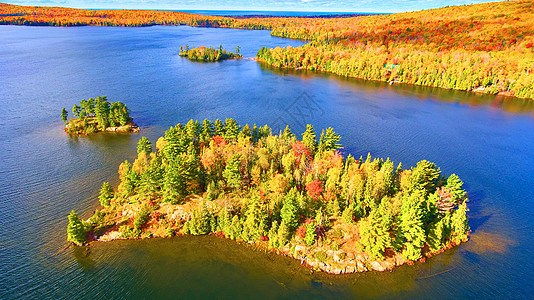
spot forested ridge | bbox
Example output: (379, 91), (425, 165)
(258, 1), (534, 98)
(68, 119), (469, 273)
(2, 1), (533, 99)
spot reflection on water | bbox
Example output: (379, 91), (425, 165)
(465, 231), (516, 255)
(258, 62), (534, 116)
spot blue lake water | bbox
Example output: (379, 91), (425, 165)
(0, 25), (533, 298)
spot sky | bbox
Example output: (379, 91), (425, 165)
(3, 0), (500, 13)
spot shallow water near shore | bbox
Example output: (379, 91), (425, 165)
(0, 25), (533, 298)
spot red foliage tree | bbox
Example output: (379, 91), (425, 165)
(306, 179), (323, 200)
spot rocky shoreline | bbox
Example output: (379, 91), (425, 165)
(65, 120), (139, 135)
(88, 207), (467, 275)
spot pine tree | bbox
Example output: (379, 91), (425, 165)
(242, 194), (262, 241)
(450, 202), (469, 242)
(240, 124), (251, 138)
(224, 118), (240, 141)
(190, 202), (211, 235)
(268, 221), (279, 248)
(223, 154), (241, 189)
(98, 182), (114, 207)
(301, 124), (317, 154)
(201, 119), (214, 141)
(163, 156), (187, 204)
(406, 160), (441, 194)
(229, 215), (242, 239)
(281, 125), (294, 141)
(359, 209), (391, 260)
(277, 221), (291, 247)
(67, 211), (89, 245)
(304, 222), (316, 246)
(318, 127), (341, 152)
(445, 174), (467, 202)
(399, 192), (427, 261)
(137, 137), (152, 154)
(217, 208), (231, 234)
(214, 119), (224, 136)
(427, 218), (446, 251)
(61, 107), (68, 124)
(280, 188), (300, 230)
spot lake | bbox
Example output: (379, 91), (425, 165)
(0, 25), (533, 299)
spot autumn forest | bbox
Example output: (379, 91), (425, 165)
(1, 1), (533, 98)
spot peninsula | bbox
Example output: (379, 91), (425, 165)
(67, 119), (469, 274)
(61, 96), (139, 134)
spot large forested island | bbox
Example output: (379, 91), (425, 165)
(61, 96), (139, 134)
(67, 119), (469, 274)
(1, 1), (533, 99)
(179, 45), (242, 62)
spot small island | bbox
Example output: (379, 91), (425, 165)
(61, 96), (139, 134)
(179, 45), (242, 62)
(67, 119), (469, 274)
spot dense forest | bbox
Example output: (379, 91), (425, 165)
(2, 1), (533, 99)
(62, 96), (137, 134)
(68, 119), (469, 273)
(179, 45), (242, 62)
(257, 1), (534, 98)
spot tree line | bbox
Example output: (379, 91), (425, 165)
(4, 1), (532, 99)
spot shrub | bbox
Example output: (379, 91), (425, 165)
(314, 251), (328, 262)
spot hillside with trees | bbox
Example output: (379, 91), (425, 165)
(258, 0), (534, 99)
(2, 1), (533, 99)
(68, 119), (469, 273)
(62, 96), (138, 134)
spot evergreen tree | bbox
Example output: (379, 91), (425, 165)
(134, 205), (151, 230)
(280, 188), (300, 230)
(224, 118), (240, 141)
(201, 119), (214, 140)
(406, 160), (441, 195)
(223, 154), (241, 189)
(189, 202), (211, 235)
(450, 202), (469, 242)
(72, 104), (80, 117)
(326, 198), (341, 217)
(304, 222), (316, 246)
(240, 124), (251, 138)
(163, 156), (188, 203)
(241, 194), (262, 241)
(318, 127), (341, 152)
(399, 192), (427, 261)
(61, 107), (68, 123)
(217, 208), (231, 234)
(301, 124), (317, 154)
(445, 174), (467, 202)
(229, 215), (242, 239)
(359, 209), (391, 259)
(427, 218), (446, 251)
(277, 221), (291, 247)
(281, 125), (294, 141)
(268, 221), (279, 248)
(213, 119), (225, 136)
(137, 137), (152, 154)
(67, 210), (89, 245)
(98, 182), (114, 207)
